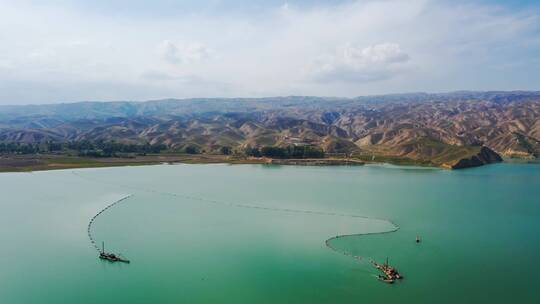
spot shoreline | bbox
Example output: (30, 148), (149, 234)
(0, 153), (531, 173)
(0, 154), (371, 173)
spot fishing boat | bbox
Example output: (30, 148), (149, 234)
(372, 258), (403, 282)
(99, 242), (130, 263)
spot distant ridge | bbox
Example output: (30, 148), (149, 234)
(0, 91), (538, 167)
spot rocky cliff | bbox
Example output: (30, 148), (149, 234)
(441, 146), (503, 169)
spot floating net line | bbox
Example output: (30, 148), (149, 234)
(74, 170), (399, 262)
(325, 227), (399, 262)
(87, 195), (132, 253)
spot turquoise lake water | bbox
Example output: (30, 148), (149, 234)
(0, 163), (538, 303)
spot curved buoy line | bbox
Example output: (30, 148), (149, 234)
(74, 170), (399, 262)
(325, 225), (399, 262)
(87, 195), (132, 253)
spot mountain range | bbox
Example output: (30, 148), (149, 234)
(0, 91), (539, 168)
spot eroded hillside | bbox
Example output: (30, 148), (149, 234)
(0, 91), (538, 167)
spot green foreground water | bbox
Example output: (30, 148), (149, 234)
(1, 163), (539, 303)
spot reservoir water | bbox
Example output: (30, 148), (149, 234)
(1, 163), (539, 303)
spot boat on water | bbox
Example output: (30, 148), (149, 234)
(372, 258), (402, 283)
(99, 242), (130, 263)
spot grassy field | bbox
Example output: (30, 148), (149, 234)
(352, 154), (435, 167)
(0, 153), (371, 173)
(0, 145), (507, 173)
(0, 154), (258, 173)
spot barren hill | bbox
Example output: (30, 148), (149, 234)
(1, 91), (539, 168)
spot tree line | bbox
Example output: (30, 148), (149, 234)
(0, 141), (325, 159)
(244, 145), (325, 159)
(0, 141), (167, 157)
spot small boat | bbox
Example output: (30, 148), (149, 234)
(99, 242), (130, 263)
(416, 236), (421, 243)
(99, 252), (130, 263)
(373, 258), (403, 282)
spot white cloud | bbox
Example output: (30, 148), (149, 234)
(313, 43), (410, 82)
(158, 40), (212, 64)
(0, 0), (538, 104)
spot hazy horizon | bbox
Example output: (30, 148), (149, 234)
(2, 90), (540, 108)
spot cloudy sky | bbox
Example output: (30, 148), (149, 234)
(0, 0), (539, 104)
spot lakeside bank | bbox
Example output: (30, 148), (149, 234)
(0, 150), (528, 173)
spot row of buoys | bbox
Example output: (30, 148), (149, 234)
(324, 223), (400, 263)
(74, 171), (399, 263)
(73, 170), (381, 220)
(87, 195), (132, 253)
